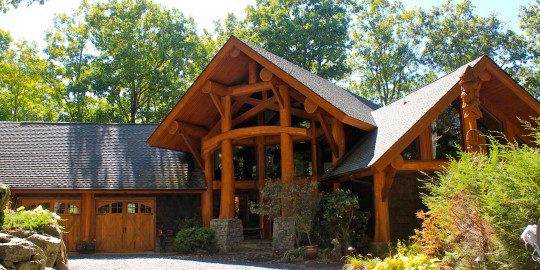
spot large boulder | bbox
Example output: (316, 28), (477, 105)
(0, 233), (46, 270)
(38, 225), (62, 241)
(25, 234), (61, 268)
(272, 217), (296, 253)
(53, 242), (68, 270)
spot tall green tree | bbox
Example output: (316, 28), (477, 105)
(417, 0), (528, 74)
(0, 40), (59, 121)
(350, 0), (421, 105)
(519, 0), (540, 98)
(85, 0), (209, 123)
(244, 0), (353, 80)
(1, 0), (44, 13)
(45, 2), (104, 122)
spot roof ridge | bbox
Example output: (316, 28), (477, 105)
(0, 121), (159, 126)
(376, 55), (486, 110)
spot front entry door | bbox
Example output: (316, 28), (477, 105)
(95, 198), (155, 252)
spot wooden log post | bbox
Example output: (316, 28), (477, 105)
(81, 193), (94, 241)
(219, 95), (236, 218)
(280, 85), (294, 186)
(418, 127), (433, 160)
(202, 152), (214, 227)
(331, 118), (345, 190)
(373, 170), (391, 242)
(460, 66), (486, 153)
(310, 119), (318, 178)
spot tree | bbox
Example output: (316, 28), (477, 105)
(45, 2), (105, 122)
(0, 40), (59, 121)
(86, 0), (209, 123)
(244, 0), (353, 80)
(350, 0), (421, 105)
(1, 0), (44, 13)
(519, 0), (540, 98)
(417, 0), (528, 75)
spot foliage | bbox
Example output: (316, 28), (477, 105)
(250, 180), (319, 245)
(0, 0), (44, 13)
(519, 0), (540, 98)
(315, 189), (369, 251)
(173, 227), (217, 254)
(416, 0), (528, 75)
(3, 205), (61, 231)
(0, 184), (10, 227)
(344, 253), (440, 270)
(279, 247), (306, 262)
(174, 214), (201, 233)
(0, 39), (60, 121)
(243, 0), (353, 81)
(414, 119), (540, 269)
(350, 0), (421, 105)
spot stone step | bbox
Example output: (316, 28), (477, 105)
(237, 240), (273, 250)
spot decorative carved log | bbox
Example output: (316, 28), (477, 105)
(230, 47), (241, 58)
(459, 66), (488, 152)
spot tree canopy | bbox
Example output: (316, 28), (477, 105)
(0, 0), (538, 123)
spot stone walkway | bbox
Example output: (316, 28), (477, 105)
(68, 254), (341, 270)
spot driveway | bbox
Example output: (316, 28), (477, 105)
(68, 254), (341, 270)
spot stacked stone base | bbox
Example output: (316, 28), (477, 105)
(272, 217), (295, 253)
(210, 218), (243, 253)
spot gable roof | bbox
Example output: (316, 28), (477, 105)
(147, 36), (377, 151)
(323, 57), (483, 179)
(237, 38), (380, 125)
(0, 122), (205, 190)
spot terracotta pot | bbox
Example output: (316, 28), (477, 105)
(304, 245), (318, 260)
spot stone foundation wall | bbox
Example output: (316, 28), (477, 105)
(210, 218), (243, 253)
(388, 171), (431, 241)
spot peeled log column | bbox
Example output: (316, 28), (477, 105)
(280, 85), (294, 185)
(202, 152), (214, 227)
(373, 171), (390, 242)
(81, 193), (94, 241)
(219, 95), (236, 218)
(331, 118), (345, 191)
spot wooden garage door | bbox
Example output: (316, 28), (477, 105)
(95, 198), (155, 252)
(20, 198), (82, 252)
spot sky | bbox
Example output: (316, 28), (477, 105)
(0, 0), (535, 48)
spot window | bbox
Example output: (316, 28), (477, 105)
(265, 145), (281, 179)
(68, 204), (80, 215)
(97, 204), (110, 214)
(111, 202), (123, 213)
(54, 202), (66, 214)
(431, 100), (463, 159)
(140, 204), (152, 214)
(294, 142), (312, 176)
(127, 202), (138, 214)
(401, 138), (420, 160)
(233, 146), (256, 180)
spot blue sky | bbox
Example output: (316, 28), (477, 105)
(0, 0), (534, 48)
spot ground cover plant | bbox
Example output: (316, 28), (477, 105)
(173, 227), (217, 254)
(2, 205), (61, 231)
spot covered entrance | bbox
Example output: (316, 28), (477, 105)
(95, 198), (155, 252)
(19, 198), (82, 252)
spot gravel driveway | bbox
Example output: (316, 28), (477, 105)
(69, 254), (341, 270)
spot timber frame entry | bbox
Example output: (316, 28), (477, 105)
(148, 36), (540, 243)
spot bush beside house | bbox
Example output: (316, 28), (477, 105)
(173, 227), (217, 254)
(0, 185), (68, 270)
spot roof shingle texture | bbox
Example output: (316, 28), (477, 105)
(323, 58), (483, 179)
(238, 38), (380, 126)
(0, 122), (205, 190)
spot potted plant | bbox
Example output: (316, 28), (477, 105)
(291, 180), (320, 260)
(76, 240), (96, 254)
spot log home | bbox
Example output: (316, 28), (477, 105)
(1, 36), (539, 252)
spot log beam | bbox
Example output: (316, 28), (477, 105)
(418, 127), (433, 160)
(373, 171), (391, 242)
(219, 95), (236, 218)
(397, 160), (448, 171)
(317, 113), (338, 158)
(209, 93), (225, 118)
(169, 120), (209, 138)
(201, 152), (214, 227)
(180, 133), (204, 170)
(232, 96), (276, 126)
(203, 81), (229, 96)
(280, 85), (294, 185)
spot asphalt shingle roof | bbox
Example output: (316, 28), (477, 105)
(323, 57), (484, 179)
(237, 38), (380, 126)
(0, 122), (205, 190)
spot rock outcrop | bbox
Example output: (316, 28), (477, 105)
(0, 225), (68, 270)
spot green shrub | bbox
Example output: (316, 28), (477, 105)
(415, 119), (540, 269)
(315, 189), (369, 251)
(175, 215), (201, 233)
(0, 183), (10, 227)
(173, 227), (217, 254)
(280, 247), (306, 262)
(3, 205), (61, 231)
(344, 253), (440, 270)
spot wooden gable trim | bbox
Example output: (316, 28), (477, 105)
(231, 38), (376, 131)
